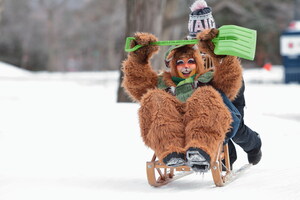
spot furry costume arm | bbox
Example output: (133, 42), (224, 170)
(196, 29), (242, 100)
(122, 32), (159, 102)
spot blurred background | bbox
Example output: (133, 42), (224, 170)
(0, 0), (298, 71)
(1, 2), (300, 198)
(0, 0), (299, 101)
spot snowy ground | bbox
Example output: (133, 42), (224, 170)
(0, 62), (300, 200)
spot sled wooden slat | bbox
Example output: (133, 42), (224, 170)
(157, 168), (164, 179)
(146, 160), (192, 187)
(224, 143), (231, 173)
(146, 142), (232, 187)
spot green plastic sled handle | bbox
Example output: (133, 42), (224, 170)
(124, 37), (198, 52)
(124, 25), (257, 60)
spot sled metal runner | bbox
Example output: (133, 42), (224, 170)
(146, 142), (233, 187)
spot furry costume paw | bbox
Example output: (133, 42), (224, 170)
(129, 32), (159, 63)
(186, 147), (211, 172)
(197, 28), (225, 59)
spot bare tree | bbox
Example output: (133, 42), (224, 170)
(295, 0), (300, 20)
(38, 0), (68, 71)
(0, 0), (33, 68)
(117, 0), (167, 102)
(0, 0), (3, 22)
(0, 0), (296, 72)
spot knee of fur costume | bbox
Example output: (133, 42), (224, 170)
(184, 86), (232, 162)
(139, 89), (185, 160)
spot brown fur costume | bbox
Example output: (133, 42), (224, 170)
(122, 29), (243, 163)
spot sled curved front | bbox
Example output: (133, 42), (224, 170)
(146, 143), (232, 187)
(211, 143), (232, 186)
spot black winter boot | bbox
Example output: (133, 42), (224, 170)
(186, 147), (211, 173)
(163, 152), (186, 167)
(247, 146), (262, 165)
(247, 135), (262, 165)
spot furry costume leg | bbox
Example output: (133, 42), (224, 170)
(139, 89), (185, 161)
(184, 86), (232, 162)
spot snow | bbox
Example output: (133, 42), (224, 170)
(0, 62), (300, 200)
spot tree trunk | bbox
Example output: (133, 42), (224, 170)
(117, 0), (166, 102)
(295, 0), (300, 20)
(0, 0), (3, 22)
(46, 9), (57, 71)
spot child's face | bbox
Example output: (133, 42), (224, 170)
(176, 57), (196, 79)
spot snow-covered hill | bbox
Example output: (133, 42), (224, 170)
(0, 62), (31, 78)
(0, 63), (299, 200)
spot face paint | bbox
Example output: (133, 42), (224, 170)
(176, 57), (196, 79)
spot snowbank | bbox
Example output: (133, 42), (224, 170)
(243, 65), (284, 83)
(0, 62), (300, 200)
(0, 62), (31, 78)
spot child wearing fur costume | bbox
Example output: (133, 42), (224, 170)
(122, 29), (243, 172)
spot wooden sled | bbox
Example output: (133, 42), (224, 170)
(146, 142), (232, 187)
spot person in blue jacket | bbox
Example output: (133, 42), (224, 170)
(187, 0), (262, 167)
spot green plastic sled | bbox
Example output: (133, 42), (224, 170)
(124, 25), (257, 60)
